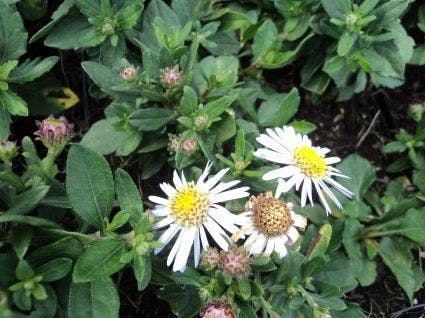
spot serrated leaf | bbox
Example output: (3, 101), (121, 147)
(35, 258), (72, 282)
(129, 108), (175, 131)
(258, 88), (300, 127)
(115, 169), (144, 224)
(0, 3), (27, 62)
(8, 57), (59, 83)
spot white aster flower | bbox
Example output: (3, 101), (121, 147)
(233, 191), (307, 258)
(254, 126), (353, 214)
(149, 163), (250, 272)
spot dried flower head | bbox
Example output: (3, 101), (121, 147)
(160, 66), (182, 88)
(0, 140), (17, 162)
(200, 247), (220, 271)
(220, 245), (251, 278)
(200, 299), (236, 318)
(35, 116), (74, 148)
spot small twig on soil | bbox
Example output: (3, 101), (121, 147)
(390, 303), (425, 318)
(356, 110), (381, 149)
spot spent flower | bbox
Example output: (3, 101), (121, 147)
(149, 163), (249, 272)
(35, 116), (74, 149)
(234, 192), (306, 258)
(200, 247), (220, 270)
(254, 126), (353, 214)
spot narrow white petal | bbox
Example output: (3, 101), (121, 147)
(204, 168), (229, 190)
(149, 196), (170, 206)
(166, 229), (185, 266)
(257, 133), (288, 153)
(279, 175), (298, 193)
(300, 177), (308, 207)
(250, 234), (267, 254)
(173, 170), (184, 189)
(286, 226), (300, 244)
(152, 216), (174, 230)
(264, 238), (275, 256)
(325, 157), (341, 165)
(196, 162), (213, 186)
(204, 218), (229, 251)
(317, 147), (331, 155)
(313, 180), (331, 214)
(199, 226), (209, 250)
(274, 237), (288, 258)
(151, 207), (170, 217)
(244, 231), (259, 251)
(254, 148), (293, 165)
(262, 165), (298, 181)
(319, 180), (343, 209)
(180, 171), (187, 186)
(324, 177), (354, 197)
(209, 180), (241, 197)
(193, 230), (201, 268)
(208, 207), (239, 234)
(210, 187), (250, 203)
(292, 214), (307, 229)
(304, 177), (313, 206)
(173, 227), (197, 272)
(159, 182), (177, 197)
(154, 224), (180, 254)
(294, 173), (304, 191)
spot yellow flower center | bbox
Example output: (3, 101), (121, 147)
(293, 146), (327, 179)
(249, 192), (293, 237)
(170, 184), (210, 227)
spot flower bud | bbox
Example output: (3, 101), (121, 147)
(35, 116), (74, 149)
(345, 13), (357, 26)
(0, 140), (17, 162)
(102, 17), (115, 35)
(234, 160), (245, 171)
(160, 66), (182, 88)
(200, 300), (236, 318)
(201, 247), (220, 270)
(220, 245), (251, 278)
(409, 103), (424, 122)
(194, 114), (209, 131)
(120, 66), (138, 81)
(181, 138), (197, 156)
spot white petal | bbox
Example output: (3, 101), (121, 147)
(244, 231), (259, 251)
(209, 180), (241, 197)
(210, 187), (250, 203)
(149, 195), (169, 206)
(204, 218), (229, 251)
(292, 214), (307, 229)
(286, 226), (300, 244)
(208, 207), (239, 234)
(196, 162), (213, 186)
(193, 230), (201, 268)
(151, 207), (170, 217)
(199, 226), (209, 250)
(324, 177), (354, 197)
(313, 180), (331, 214)
(173, 170), (184, 189)
(317, 147), (331, 155)
(262, 165), (298, 181)
(152, 216), (174, 230)
(173, 227), (197, 272)
(294, 173), (304, 191)
(274, 237), (288, 258)
(278, 175), (298, 194)
(180, 171), (188, 186)
(257, 133), (288, 153)
(325, 157), (341, 165)
(155, 224), (180, 254)
(300, 177), (308, 207)
(204, 168), (229, 190)
(159, 182), (177, 197)
(319, 180), (343, 209)
(166, 229), (185, 266)
(254, 148), (293, 165)
(250, 234), (267, 254)
(264, 238), (275, 256)
(304, 177), (313, 206)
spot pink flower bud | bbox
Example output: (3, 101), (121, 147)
(180, 138), (197, 155)
(201, 247), (220, 270)
(121, 66), (138, 81)
(220, 245), (251, 278)
(160, 66), (182, 88)
(200, 300), (236, 318)
(0, 140), (17, 162)
(35, 116), (74, 148)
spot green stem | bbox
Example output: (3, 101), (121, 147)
(366, 229), (402, 238)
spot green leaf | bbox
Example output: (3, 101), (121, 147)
(337, 32), (357, 56)
(0, 3), (27, 62)
(252, 19), (278, 61)
(377, 237), (419, 302)
(66, 144), (114, 229)
(203, 94), (238, 118)
(336, 154), (376, 201)
(81, 119), (133, 155)
(180, 86), (198, 115)
(16, 259), (35, 280)
(0, 214), (59, 228)
(114, 168), (144, 224)
(0, 105), (10, 138)
(10, 224), (32, 259)
(116, 2), (144, 29)
(8, 57), (59, 83)
(6, 185), (50, 215)
(321, 0), (351, 19)
(258, 88), (300, 127)
(210, 112), (236, 143)
(397, 208), (425, 243)
(27, 237), (84, 266)
(0, 60), (18, 80)
(289, 120), (317, 134)
(0, 90), (28, 116)
(133, 255), (151, 291)
(129, 108), (175, 131)
(156, 285), (203, 318)
(73, 239), (128, 283)
(67, 278), (119, 318)
(307, 224), (332, 260)
(73, 0), (100, 17)
(237, 276), (251, 300)
(35, 258), (72, 282)
(413, 170), (425, 193)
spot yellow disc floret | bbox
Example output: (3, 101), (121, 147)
(170, 183), (211, 227)
(293, 146), (327, 179)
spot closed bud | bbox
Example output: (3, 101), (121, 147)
(121, 66), (138, 81)
(160, 66), (182, 88)
(200, 299), (236, 318)
(181, 138), (197, 156)
(102, 17), (115, 35)
(220, 245), (251, 278)
(194, 114), (209, 131)
(0, 140), (17, 162)
(201, 247), (220, 270)
(409, 103), (424, 122)
(35, 116), (74, 149)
